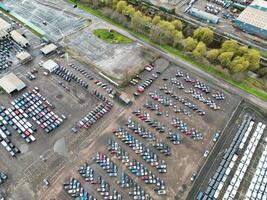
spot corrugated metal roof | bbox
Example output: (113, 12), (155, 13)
(0, 73), (26, 94)
(236, 7), (267, 31)
(0, 17), (11, 31)
(40, 43), (57, 55)
(250, 0), (267, 11)
(10, 30), (29, 47)
(16, 51), (32, 61)
(42, 59), (59, 72)
(190, 8), (220, 23)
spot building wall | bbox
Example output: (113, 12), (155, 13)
(235, 20), (267, 39)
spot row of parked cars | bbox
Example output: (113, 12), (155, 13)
(0, 112), (21, 157)
(63, 177), (96, 199)
(175, 70), (224, 110)
(78, 163), (123, 200)
(112, 128), (167, 173)
(94, 80), (116, 97)
(54, 66), (88, 89)
(0, 37), (13, 71)
(205, 3), (221, 15)
(69, 63), (94, 80)
(134, 70), (160, 96)
(119, 171), (153, 200)
(107, 139), (166, 196)
(126, 119), (156, 141)
(158, 86), (206, 116)
(132, 111), (166, 133)
(0, 105), (36, 143)
(171, 117), (203, 141)
(25, 71), (36, 81)
(12, 89), (66, 133)
(152, 141), (171, 156)
(76, 101), (113, 130)
(93, 152), (118, 177)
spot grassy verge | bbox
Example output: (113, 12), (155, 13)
(93, 29), (132, 44)
(69, 0), (267, 101)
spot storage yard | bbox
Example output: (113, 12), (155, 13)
(0, 0), (266, 200)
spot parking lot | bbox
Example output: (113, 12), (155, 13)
(3, 0), (150, 84)
(0, 1), (266, 200)
(32, 58), (245, 200)
(0, 47), (124, 199)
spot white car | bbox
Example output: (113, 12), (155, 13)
(204, 150), (209, 158)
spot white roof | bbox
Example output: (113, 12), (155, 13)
(0, 17), (11, 31)
(237, 7), (267, 31)
(10, 30), (29, 47)
(0, 73), (26, 94)
(251, 0), (267, 9)
(42, 59), (59, 72)
(16, 51), (32, 61)
(40, 43), (57, 55)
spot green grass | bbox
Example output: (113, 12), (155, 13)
(93, 29), (132, 44)
(69, 0), (267, 101)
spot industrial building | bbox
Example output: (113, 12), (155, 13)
(10, 30), (29, 48)
(40, 43), (58, 55)
(235, 0), (267, 38)
(41, 59), (59, 73)
(0, 73), (26, 94)
(0, 30), (8, 40)
(16, 51), (32, 64)
(189, 8), (220, 24)
(0, 17), (11, 32)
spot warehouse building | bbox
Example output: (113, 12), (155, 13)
(40, 43), (58, 55)
(16, 51), (32, 64)
(0, 73), (26, 94)
(10, 30), (29, 48)
(41, 59), (59, 73)
(0, 17), (11, 32)
(189, 8), (220, 24)
(235, 0), (267, 38)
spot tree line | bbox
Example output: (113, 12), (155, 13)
(79, 0), (262, 75)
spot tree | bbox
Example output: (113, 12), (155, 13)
(257, 67), (267, 77)
(193, 27), (214, 45)
(122, 5), (135, 17)
(221, 39), (239, 53)
(236, 45), (248, 56)
(171, 19), (183, 31)
(182, 37), (198, 52)
(218, 51), (234, 67)
(172, 30), (184, 48)
(206, 49), (220, 62)
(230, 56), (249, 73)
(152, 15), (161, 25)
(244, 49), (261, 71)
(192, 41), (207, 58)
(116, 1), (127, 13)
(131, 11), (143, 32)
(112, 0), (118, 8)
(152, 21), (175, 45)
(141, 15), (152, 32)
